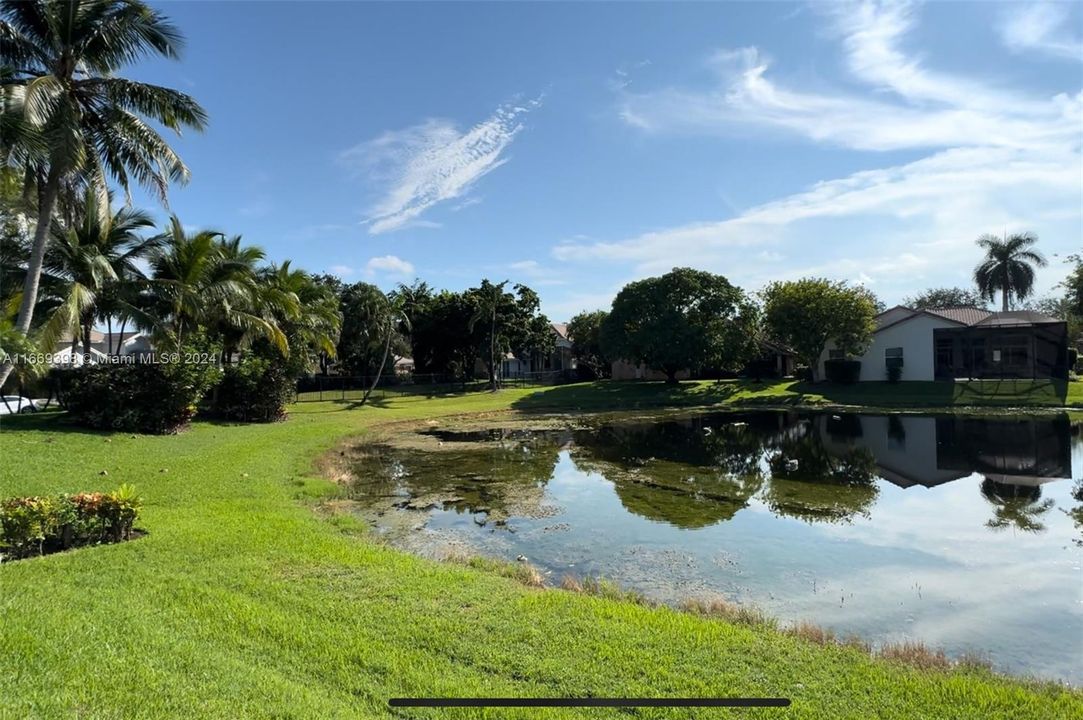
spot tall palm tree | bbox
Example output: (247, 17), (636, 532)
(469, 279), (508, 390)
(973, 232), (1047, 312)
(0, 0), (207, 386)
(38, 186), (158, 355)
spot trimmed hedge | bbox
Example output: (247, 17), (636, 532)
(0, 486), (141, 561)
(59, 359), (221, 434)
(824, 358), (862, 384)
(209, 355), (295, 422)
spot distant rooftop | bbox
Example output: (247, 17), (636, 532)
(875, 305), (1063, 332)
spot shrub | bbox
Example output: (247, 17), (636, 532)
(209, 354), (295, 422)
(824, 358), (862, 383)
(0, 485), (141, 561)
(886, 363), (903, 383)
(59, 358), (221, 434)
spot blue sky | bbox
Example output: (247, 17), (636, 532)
(131, 1), (1082, 319)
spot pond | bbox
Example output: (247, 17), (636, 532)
(347, 410), (1083, 683)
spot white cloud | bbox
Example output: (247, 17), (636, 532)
(618, 1), (1080, 152)
(998, 3), (1083, 61)
(343, 99), (541, 234)
(328, 264), (355, 277)
(364, 255), (415, 279)
(507, 259), (568, 287)
(582, 0), (1081, 302)
(553, 143), (1080, 298)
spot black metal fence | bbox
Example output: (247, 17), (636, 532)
(293, 370), (568, 403)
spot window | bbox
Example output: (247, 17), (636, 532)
(885, 347), (904, 369)
(828, 349), (846, 360)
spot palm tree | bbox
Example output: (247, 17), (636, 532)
(0, 0), (207, 386)
(207, 235), (295, 362)
(147, 217), (285, 355)
(973, 232), (1047, 312)
(260, 262), (340, 367)
(469, 279), (508, 390)
(37, 187), (158, 355)
(358, 293), (408, 407)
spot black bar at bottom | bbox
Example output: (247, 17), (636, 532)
(389, 697), (791, 708)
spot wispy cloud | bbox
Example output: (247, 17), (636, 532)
(365, 255), (416, 279)
(998, 3), (1083, 61)
(618, 3), (1079, 151)
(507, 259), (568, 287)
(328, 264), (355, 277)
(580, 0), (1081, 300)
(343, 99), (541, 234)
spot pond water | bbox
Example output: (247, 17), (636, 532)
(348, 411), (1083, 683)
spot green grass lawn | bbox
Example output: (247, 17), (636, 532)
(1, 386), (1080, 719)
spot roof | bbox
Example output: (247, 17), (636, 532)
(972, 310), (1063, 327)
(924, 306), (992, 325)
(57, 330), (142, 346)
(874, 305), (1064, 333)
(551, 322), (569, 340)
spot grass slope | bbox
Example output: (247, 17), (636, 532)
(510, 378), (1083, 412)
(1, 385), (1080, 720)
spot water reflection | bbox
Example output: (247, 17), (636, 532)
(347, 410), (1081, 681)
(358, 412), (1076, 533)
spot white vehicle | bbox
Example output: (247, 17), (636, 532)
(0, 396), (39, 415)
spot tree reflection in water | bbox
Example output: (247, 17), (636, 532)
(1069, 480), (1083, 547)
(980, 478), (1055, 533)
(349, 411), (1072, 535)
(761, 417), (879, 524)
(567, 414), (780, 528)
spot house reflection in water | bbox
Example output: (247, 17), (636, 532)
(816, 413), (1072, 489)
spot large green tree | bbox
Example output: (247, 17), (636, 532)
(761, 278), (878, 382)
(0, 0), (207, 387)
(567, 309), (610, 378)
(903, 286), (987, 310)
(601, 268), (758, 384)
(973, 232), (1047, 311)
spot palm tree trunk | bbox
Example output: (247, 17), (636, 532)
(1002, 267), (1011, 312)
(82, 321), (92, 356)
(359, 320), (393, 406)
(489, 306), (497, 390)
(115, 317), (127, 355)
(0, 168), (60, 388)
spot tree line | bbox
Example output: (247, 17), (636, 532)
(310, 277), (555, 389)
(565, 233), (1077, 384)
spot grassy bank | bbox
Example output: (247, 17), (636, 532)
(1, 387), (1080, 719)
(511, 378), (1083, 413)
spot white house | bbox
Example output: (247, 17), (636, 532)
(51, 331), (155, 367)
(815, 413), (1071, 489)
(49, 345), (109, 367)
(817, 306), (1068, 382)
